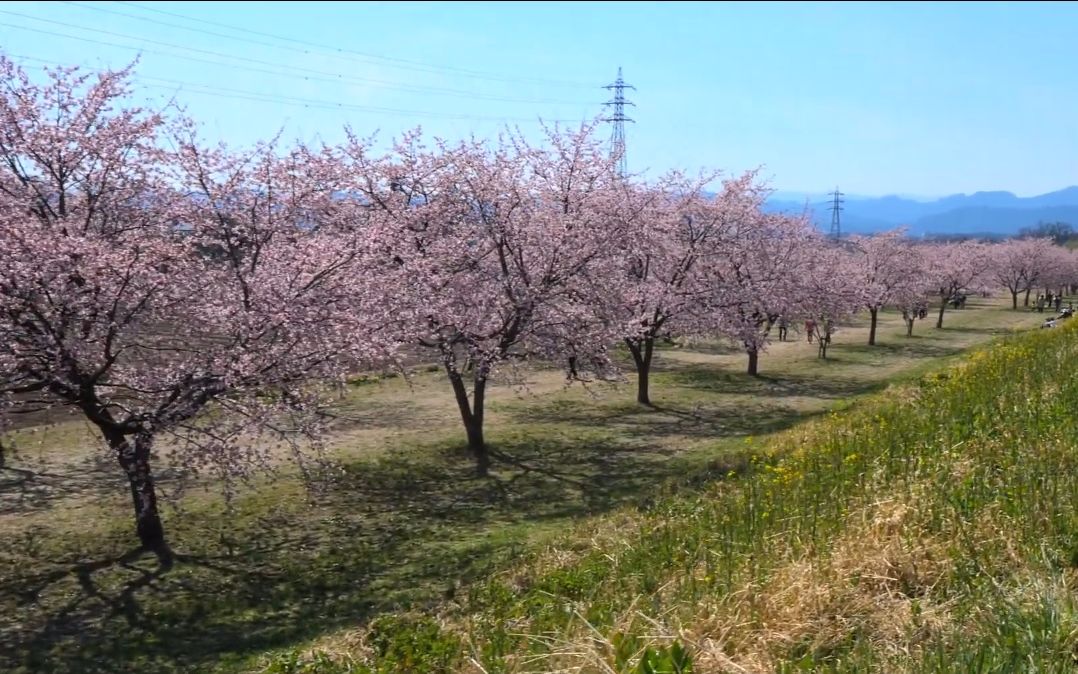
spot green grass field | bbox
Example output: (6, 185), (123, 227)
(0, 296), (1066, 673)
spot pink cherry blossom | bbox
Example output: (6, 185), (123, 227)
(845, 229), (925, 345)
(336, 124), (626, 475)
(604, 170), (761, 402)
(0, 57), (382, 556)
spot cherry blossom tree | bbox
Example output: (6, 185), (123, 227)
(1035, 244), (1078, 301)
(1043, 245), (1078, 299)
(924, 241), (991, 329)
(612, 171), (759, 404)
(706, 208), (817, 376)
(799, 238), (861, 358)
(897, 295), (931, 337)
(0, 58), (379, 557)
(990, 237), (1056, 309)
(846, 229), (924, 345)
(338, 125), (625, 475)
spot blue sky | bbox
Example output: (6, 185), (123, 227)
(1, 1), (1076, 198)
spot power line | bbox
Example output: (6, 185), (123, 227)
(61, 1), (329, 58)
(10, 54), (578, 124)
(111, 0), (597, 89)
(0, 11), (593, 106)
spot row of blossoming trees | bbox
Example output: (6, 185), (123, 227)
(2, 58), (1077, 554)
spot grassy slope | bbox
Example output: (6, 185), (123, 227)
(0, 297), (1060, 673)
(280, 308), (1078, 673)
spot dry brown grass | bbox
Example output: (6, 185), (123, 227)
(696, 494), (954, 671)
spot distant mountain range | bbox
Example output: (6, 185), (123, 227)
(764, 186), (1078, 238)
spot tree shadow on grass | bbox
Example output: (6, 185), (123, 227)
(508, 362), (895, 449)
(0, 431), (733, 674)
(938, 323), (1029, 336)
(832, 339), (966, 360)
(658, 341), (744, 357)
(658, 366), (877, 398)
(322, 396), (426, 434)
(515, 395), (833, 443)
(0, 452), (122, 516)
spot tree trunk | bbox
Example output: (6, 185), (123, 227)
(906, 316), (914, 337)
(464, 412), (488, 476)
(447, 365), (490, 477)
(110, 432), (169, 559)
(936, 299), (947, 329)
(1011, 290), (1018, 310)
(868, 307), (879, 346)
(747, 348), (759, 376)
(1024, 288), (1031, 307)
(626, 337), (656, 406)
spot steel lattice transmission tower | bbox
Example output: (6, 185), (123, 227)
(603, 67), (635, 178)
(828, 186), (845, 239)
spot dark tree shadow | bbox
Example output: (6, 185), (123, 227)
(938, 324), (1021, 336)
(657, 366), (884, 399)
(512, 394), (833, 444)
(0, 452), (122, 517)
(505, 360), (905, 456)
(831, 340), (965, 359)
(0, 430), (749, 673)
